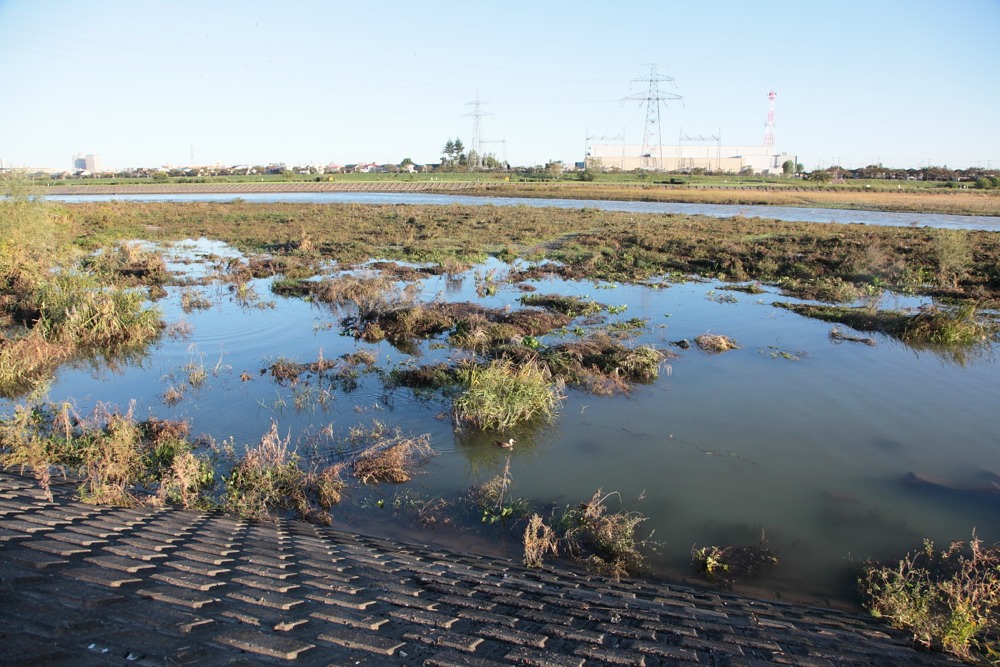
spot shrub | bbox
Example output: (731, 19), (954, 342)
(860, 535), (1000, 661)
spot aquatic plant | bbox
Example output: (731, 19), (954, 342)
(467, 457), (527, 526)
(691, 532), (779, 584)
(557, 489), (651, 580)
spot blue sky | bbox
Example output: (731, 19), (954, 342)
(1, 0), (998, 171)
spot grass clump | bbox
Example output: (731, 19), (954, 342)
(694, 333), (741, 353)
(542, 334), (667, 395)
(348, 421), (434, 484)
(452, 359), (563, 431)
(221, 421), (344, 523)
(82, 241), (169, 286)
(860, 534), (1000, 662)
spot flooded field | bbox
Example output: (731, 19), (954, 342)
(7, 236), (997, 607)
(48, 191), (1000, 231)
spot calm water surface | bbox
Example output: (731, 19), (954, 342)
(7, 237), (998, 606)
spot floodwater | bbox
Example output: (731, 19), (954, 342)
(6, 236), (998, 607)
(48, 191), (1000, 231)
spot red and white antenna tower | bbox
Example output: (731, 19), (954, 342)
(763, 90), (776, 150)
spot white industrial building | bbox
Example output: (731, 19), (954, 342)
(587, 142), (793, 175)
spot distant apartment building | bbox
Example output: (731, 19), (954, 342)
(72, 154), (100, 172)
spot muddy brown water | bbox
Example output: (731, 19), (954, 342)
(6, 232), (998, 608)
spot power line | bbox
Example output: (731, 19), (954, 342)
(624, 64), (682, 170)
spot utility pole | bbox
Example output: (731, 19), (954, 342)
(625, 64), (682, 170)
(763, 90), (776, 150)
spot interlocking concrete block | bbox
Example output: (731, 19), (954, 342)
(219, 601), (309, 631)
(65, 566), (143, 588)
(226, 588), (306, 611)
(5, 548), (70, 570)
(389, 606), (459, 629)
(137, 584), (221, 610)
(305, 588), (377, 610)
(151, 569), (226, 592)
(163, 557), (232, 577)
(105, 543), (169, 562)
(233, 562), (295, 579)
(457, 608), (518, 628)
(541, 623), (606, 645)
(403, 629), (484, 653)
(476, 625), (548, 648)
(311, 607), (390, 631)
(574, 643), (646, 665)
(629, 639), (701, 662)
(300, 574), (364, 595)
(214, 627), (315, 660)
(423, 652), (513, 667)
(317, 625), (407, 656)
(504, 645), (586, 667)
(435, 593), (497, 611)
(84, 554), (157, 574)
(23, 538), (90, 557)
(231, 573), (300, 594)
(1, 519), (54, 535)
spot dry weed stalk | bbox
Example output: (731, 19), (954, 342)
(523, 513), (559, 568)
(350, 423), (434, 484)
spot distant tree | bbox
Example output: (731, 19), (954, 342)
(545, 160), (563, 177)
(400, 157), (414, 169)
(453, 138), (464, 156)
(782, 159), (795, 176)
(808, 170), (832, 182)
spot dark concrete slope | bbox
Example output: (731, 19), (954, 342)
(0, 473), (955, 666)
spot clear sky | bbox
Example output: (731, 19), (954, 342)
(1, 0), (998, 171)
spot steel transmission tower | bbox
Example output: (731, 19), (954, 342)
(625, 64), (682, 170)
(463, 94), (493, 170)
(763, 90), (776, 150)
